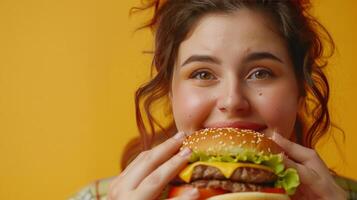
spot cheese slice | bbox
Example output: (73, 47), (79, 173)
(179, 161), (274, 183)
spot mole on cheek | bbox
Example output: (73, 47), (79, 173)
(256, 89), (263, 96)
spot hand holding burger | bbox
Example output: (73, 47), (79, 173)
(270, 132), (346, 200)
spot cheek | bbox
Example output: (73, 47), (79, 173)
(171, 83), (214, 133)
(255, 86), (299, 138)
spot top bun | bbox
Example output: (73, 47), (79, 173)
(182, 128), (283, 156)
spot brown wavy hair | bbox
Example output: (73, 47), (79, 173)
(121, 0), (339, 170)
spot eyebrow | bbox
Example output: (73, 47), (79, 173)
(181, 55), (221, 67)
(181, 51), (283, 67)
(244, 52), (283, 64)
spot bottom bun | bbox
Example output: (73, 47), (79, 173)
(207, 192), (291, 200)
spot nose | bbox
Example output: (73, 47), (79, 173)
(217, 79), (250, 116)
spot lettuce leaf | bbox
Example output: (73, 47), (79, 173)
(189, 151), (300, 195)
(275, 168), (300, 195)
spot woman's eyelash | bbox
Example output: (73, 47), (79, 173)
(190, 70), (216, 80)
(248, 68), (274, 80)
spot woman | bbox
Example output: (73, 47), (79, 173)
(70, 0), (356, 199)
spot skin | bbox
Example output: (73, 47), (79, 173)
(109, 9), (346, 200)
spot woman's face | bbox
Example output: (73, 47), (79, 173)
(170, 9), (301, 139)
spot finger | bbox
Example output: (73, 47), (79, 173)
(271, 131), (314, 163)
(109, 152), (148, 192)
(167, 188), (200, 200)
(136, 147), (193, 199)
(119, 150), (147, 177)
(284, 156), (320, 183)
(120, 132), (187, 190)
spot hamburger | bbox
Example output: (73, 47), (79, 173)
(166, 128), (300, 200)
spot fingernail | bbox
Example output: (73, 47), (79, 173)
(268, 128), (278, 140)
(178, 147), (192, 157)
(173, 131), (185, 140)
(271, 131), (279, 141)
(183, 188), (199, 198)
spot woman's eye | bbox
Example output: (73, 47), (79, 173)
(248, 69), (273, 80)
(190, 71), (215, 80)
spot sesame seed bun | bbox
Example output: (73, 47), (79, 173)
(182, 128), (283, 156)
(207, 192), (291, 200)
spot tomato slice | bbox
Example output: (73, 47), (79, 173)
(168, 185), (227, 200)
(261, 187), (286, 194)
(196, 187), (227, 199)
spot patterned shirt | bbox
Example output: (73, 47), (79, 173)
(69, 175), (357, 200)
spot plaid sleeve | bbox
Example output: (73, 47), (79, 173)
(68, 177), (114, 200)
(334, 175), (357, 200)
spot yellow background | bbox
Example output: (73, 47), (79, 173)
(0, 0), (356, 199)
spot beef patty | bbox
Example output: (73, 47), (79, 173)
(190, 165), (277, 183)
(191, 179), (273, 193)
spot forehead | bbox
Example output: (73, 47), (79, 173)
(177, 9), (289, 64)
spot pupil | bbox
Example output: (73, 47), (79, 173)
(255, 71), (266, 79)
(200, 72), (210, 79)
